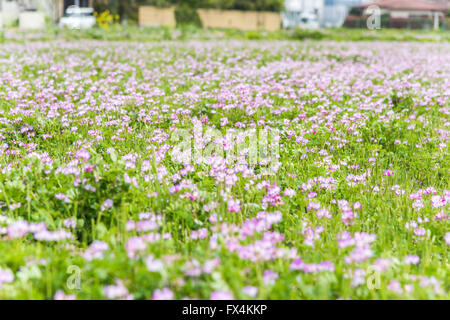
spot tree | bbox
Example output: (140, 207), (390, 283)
(93, 0), (284, 24)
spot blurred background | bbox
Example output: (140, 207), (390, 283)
(0, 0), (449, 41)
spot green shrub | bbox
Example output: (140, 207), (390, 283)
(291, 28), (325, 41)
(245, 31), (264, 40)
(174, 4), (203, 28)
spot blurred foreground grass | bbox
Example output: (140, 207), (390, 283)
(0, 25), (449, 43)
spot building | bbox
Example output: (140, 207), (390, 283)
(0, 0), (94, 28)
(424, 0), (450, 9)
(345, 0), (448, 29)
(0, 0), (53, 28)
(283, 0), (373, 28)
(284, 0), (324, 18)
(282, 0), (324, 28)
(322, 0), (372, 27)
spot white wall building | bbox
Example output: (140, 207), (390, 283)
(283, 0), (372, 28)
(283, 0), (374, 28)
(0, 0), (21, 27)
(322, 0), (372, 27)
(283, 0), (325, 28)
(285, 0), (325, 14)
(0, 0), (61, 29)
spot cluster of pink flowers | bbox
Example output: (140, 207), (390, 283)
(104, 280), (133, 300)
(152, 287), (174, 300)
(53, 290), (76, 300)
(0, 39), (448, 300)
(83, 241), (109, 261)
(290, 259), (335, 274)
(1, 220), (73, 242)
(0, 268), (14, 287)
(336, 200), (361, 226)
(336, 232), (377, 265)
(210, 290), (234, 300)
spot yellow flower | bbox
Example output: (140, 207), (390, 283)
(96, 10), (119, 30)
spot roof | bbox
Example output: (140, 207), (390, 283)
(356, 0), (448, 11)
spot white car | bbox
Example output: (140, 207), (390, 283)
(59, 6), (96, 29)
(297, 12), (320, 30)
(282, 11), (320, 29)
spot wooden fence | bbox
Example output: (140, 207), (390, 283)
(139, 6), (281, 31)
(197, 9), (281, 31)
(138, 6), (176, 28)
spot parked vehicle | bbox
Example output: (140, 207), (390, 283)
(282, 11), (320, 29)
(59, 6), (96, 29)
(297, 12), (320, 29)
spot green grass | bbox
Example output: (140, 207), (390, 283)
(2, 25), (449, 43)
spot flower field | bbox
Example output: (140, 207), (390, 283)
(0, 39), (448, 300)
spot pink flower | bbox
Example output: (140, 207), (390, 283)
(283, 188), (296, 198)
(228, 198), (241, 213)
(201, 116), (209, 124)
(203, 258), (220, 274)
(307, 202), (320, 211)
(387, 281), (403, 294)
(190, 228), (208, 240)
(0, 269), (14, 286)
(7, 221), (29, 239)
(444, 233), (450, 246)
(383, 170), (394, 176)
(125, 237), (147, 259)
(136, 220), (159, 233)
(198, 228), (208, 239)
(83, 241), (109, 261)
(372, 258), (391, 272)
(242, 286), (258, 297)
(145, 255), (164, 272)
(431, 195), (445, 208)
(345, 246), (373, 264)
(8, 203), (21, 210)
(412, 200), (424, 210)
(307, 192), (317, 199)
(64, 218), (77, 229)
(404, 255), (420, 265)
(414, 228), (426, 237)
(55, 193), (70, 203)
(262, 270), (279, 284)
(152, 287), (174, 300)
(75, 149), (90, 162)
(101, 199), (114, 211)
(316, 208), (331, 219)
(34, 229), (74, 242)
(104, 280), (133, 300)
(210, 290), (234, 300)
(289, 259), (304, 270)
(54, 290), (76, 300)
(350, 269), (366, 287)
